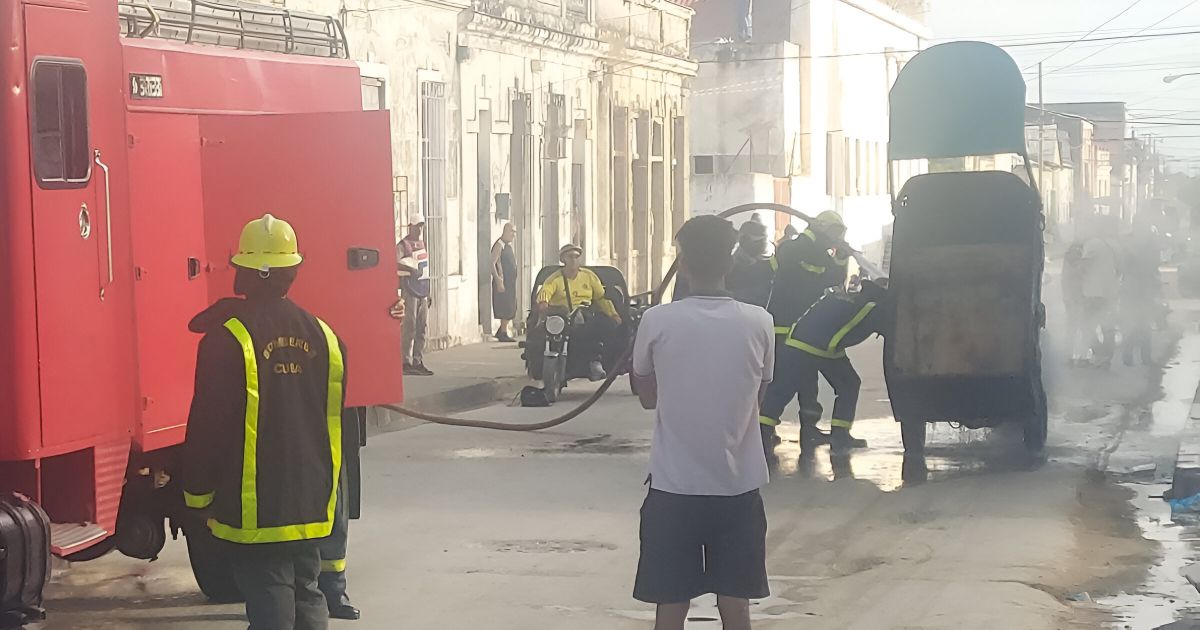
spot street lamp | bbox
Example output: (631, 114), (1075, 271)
(1164, 72), (1200, 83)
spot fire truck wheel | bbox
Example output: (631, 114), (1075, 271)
(184, 523), (243, 603)
(115, 512), (166, 560)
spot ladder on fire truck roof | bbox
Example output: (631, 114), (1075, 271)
(118, 0), (349, 59)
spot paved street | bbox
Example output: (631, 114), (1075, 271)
(34, 300), (1198, 629)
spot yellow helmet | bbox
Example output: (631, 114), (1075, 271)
(231, 214), (303, 271)
(815, 210), (846, 228)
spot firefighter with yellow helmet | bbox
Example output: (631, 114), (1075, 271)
(760, 210), (852, 457)
(181, 214), (350, 629)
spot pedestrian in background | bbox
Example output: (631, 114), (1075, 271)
(398, 213), (433, 376)
(491, 223), (518, 342)
(1061, 224), (1088, 367)
(1120, 214), (1161, 366)
(631, 215), (773, 630)
(1081, 215), (1121, 369)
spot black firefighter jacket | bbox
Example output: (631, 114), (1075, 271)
(181, 296), (349, 544)
(766, 230), (848, 334)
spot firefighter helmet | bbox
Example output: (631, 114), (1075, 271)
(231, 214), (304, 271)
(815, 210), (846, 228)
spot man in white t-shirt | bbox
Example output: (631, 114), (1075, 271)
(631, 215), (775, 630)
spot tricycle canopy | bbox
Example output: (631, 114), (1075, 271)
(889, 41), (1028, 161)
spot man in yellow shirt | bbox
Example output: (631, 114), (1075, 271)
(537, 244), (623, 381)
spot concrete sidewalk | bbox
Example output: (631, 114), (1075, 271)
(368, 339), (531, 434)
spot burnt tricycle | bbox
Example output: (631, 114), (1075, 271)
(884, 41), (1049, 454)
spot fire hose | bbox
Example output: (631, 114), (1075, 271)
(380, 203), (883, 431)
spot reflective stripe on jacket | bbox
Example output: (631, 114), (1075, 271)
(785, 291), (879, 358)
(182, 297), (348, 545)
(766, 230), (848, 334)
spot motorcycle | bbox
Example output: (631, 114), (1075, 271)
(521, 265), (650, 404)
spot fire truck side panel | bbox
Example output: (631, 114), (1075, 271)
(24, 1), (138, 455)
(126, 113), (209, 452)
(196, 111), (404, 408)
(0, 1), (43, 463)
(120, 38), (362, 115)
(118, 33), (371, 451)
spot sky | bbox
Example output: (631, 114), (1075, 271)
(928, 0), (1200, 170)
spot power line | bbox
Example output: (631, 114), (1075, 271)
(931, 22), (1200, 43)
(701, 27), (1200, 66)
(1023, 0), (1146, 71)
(1039, 0), (1200, 79)
(1005, 27), (1200, 47)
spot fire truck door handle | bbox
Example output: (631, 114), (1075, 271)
(95, 150), (113, 298)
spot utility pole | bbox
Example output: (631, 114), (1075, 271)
(1037, 62), (1046, 218)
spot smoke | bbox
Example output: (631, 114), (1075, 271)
(1042, 219), (1167, 401)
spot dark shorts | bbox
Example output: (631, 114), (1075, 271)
(633, 488), (769, 604)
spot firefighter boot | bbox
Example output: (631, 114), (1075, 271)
(831, 425), (868, 454)
(760, 424), (779, 464)
(319, 571), (360, 620)
(799, 423), (831, 450)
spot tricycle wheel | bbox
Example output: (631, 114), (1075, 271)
(542, 356), (563, 404)
(629, 373), (640, 396)
(184, 522), (243, 603)
(1023, 387), (1049, 454)
(900, 417), (926, 455)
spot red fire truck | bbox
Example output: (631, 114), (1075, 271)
(0, 0), (403, 616)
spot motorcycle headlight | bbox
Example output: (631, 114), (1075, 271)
(545, 315), (566, 335)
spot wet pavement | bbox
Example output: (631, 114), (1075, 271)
(29, 271), (1200, 629)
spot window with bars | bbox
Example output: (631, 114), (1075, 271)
(420, 80), (448, 337)
(420, 81), (447, 218)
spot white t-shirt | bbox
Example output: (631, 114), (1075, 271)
(632, 296), (775, 496)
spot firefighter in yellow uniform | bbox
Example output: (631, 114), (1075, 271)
(182, 214), (347, 630)
(760, 211), (850, 455)
(760, 280), (888, 454)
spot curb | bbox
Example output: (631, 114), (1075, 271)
(1170, 381), (1200, 500)
(365, 375), (530, 436)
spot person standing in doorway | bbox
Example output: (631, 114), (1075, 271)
(398, 213), (433, 376)
(631, 215), (773, 630)
(491, 223), (518, 342)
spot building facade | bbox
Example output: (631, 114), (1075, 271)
(297, 0), (695, 347)
(688, 0), (928, 261)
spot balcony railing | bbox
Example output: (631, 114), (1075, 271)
(118, 0), (349, 59)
